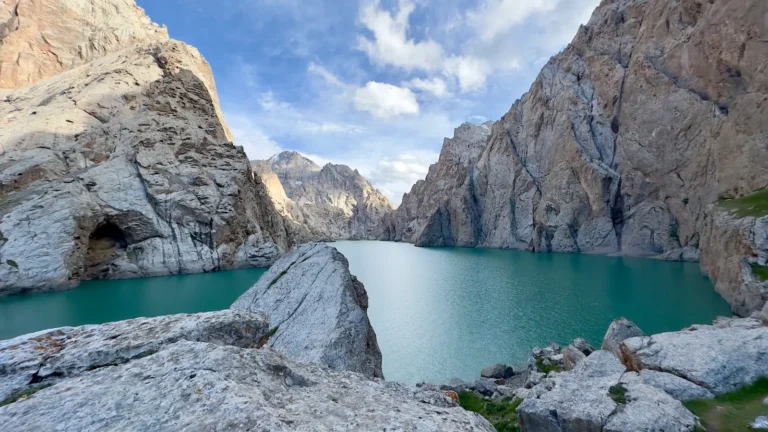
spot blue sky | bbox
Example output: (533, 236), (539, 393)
(136, 0), (600, 204)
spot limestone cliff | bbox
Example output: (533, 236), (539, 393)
(380, 0), (768, 315)
(253, 151), (394, 240)
(0, 0), (292, 295)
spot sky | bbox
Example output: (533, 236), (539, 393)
(136, 0), (600, 205)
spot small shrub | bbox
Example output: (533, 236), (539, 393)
(608, 384), (628, 404)
(751, 264), (768, 282)
(459, 392), (522, 432)
(536, 358), (562, 374)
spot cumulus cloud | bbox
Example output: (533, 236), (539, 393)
(357, 0), (444, 72)
(354, 81), (420, 119)
(367, 152), (438, 204)
(404, 77), (450, 98)
(468, 0), (559, 42)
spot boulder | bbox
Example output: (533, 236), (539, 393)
(602, 318), (644, 360)
(603, 382), (698, 432)
(0, 310), (269, 402)
(481, 363), (515, 379)
(620, 317), (768, 395)
(638, 370), (714, 401)
(753, 417), (768, 430)
(0, 341), (494, 431)
(562, 345), (587, 371)
(231, 243), (383, 378)
(573, 338), (596, 355)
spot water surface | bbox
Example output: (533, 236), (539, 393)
(0, 241), (730, 384)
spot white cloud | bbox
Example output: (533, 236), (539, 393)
(357, 0), (444, 72)
(468, 0), (559, 42)
(226, 112), (284, 161)
(444, 56), (494, 92)
(368, 152), (439, 204)
(404, 77), (450, 98)
(308, 62), (345, 87)
(354, 81), (420, 118)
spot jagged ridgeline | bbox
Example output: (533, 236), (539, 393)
(379, 0), (768, 317)
(0, 0), (295, 296)
(252, 151), (394, 241)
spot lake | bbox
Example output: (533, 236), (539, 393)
(0, 241), (731, 384)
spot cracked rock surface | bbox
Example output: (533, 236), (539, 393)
(232, 243), (384, 379)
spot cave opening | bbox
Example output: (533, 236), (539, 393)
(84, 221), (129, 280)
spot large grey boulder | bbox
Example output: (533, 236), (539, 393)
(602, 317), (644, 360)
(621, 316), (768, 395)
(518, 351), (696, 432)
(0, 341), (494, 431)
(637, 370), (714, 401)
(0, 310), (269, 402)
(232, 243), (383, 378)
(481, 363), (515, 379)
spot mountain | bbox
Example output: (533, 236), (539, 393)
(253, 151), (394, 240)
(0, 0), (293, 296)
(380, 0), (768, 316)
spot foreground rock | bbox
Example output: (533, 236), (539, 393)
(232, 243), (383, 378)
(253, 152), (394, 240)
(481, 363), (515, 379)
(0, 310), (269, 402)
(0, 341), (493, 431)
(602, 317), (644, 361)
(620, 316), (768, 394)
(517, 351), (697, 432)
(0, 0), (291, 296)
(377, 0), (768, 316)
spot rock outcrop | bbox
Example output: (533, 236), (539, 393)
(253, 151), (394, 240)
(0, 341), (494, 431)
(378, 0), (768, 315)
(0, 1), (292, 295)
(232, 243), (383, 378)
(0, 310), (270, 403)
(601, 317), (644, 360)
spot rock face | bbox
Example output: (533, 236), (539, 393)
(0, 0), (168, 89)
(378, 0), (768, 315)
(0, 1), (292, 295)
(0, 310), (270, 402)
(232, 243), (383, 378)
(253, 151), (394, 240)
(620, 316), (768, 395)
(517, 351), (697, 432)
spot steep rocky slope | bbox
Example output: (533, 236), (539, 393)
(380, 0), (768, 315)
(0, 0), (292, 295)
(253, 151), (394, 240)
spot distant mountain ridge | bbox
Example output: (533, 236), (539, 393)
(252, 152), (394, 240)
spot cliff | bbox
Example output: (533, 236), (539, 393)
(380, 0), (768, 315)
(0, 0), (292, 295)
(253, 151), (394, 240)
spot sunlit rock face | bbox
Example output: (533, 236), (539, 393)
(0, 1), (292, 295)
(379, 0), (768, 316)
(252, 151), (394, 241)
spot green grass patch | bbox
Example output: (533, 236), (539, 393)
(608, 384), (628, 404)
(536, 358), (563, 374)
(0, 383), (54, 407)
(459, 392), (522, 432)
(684, 377), (768, 432)
(751, 264), (768, 282)
(720, 188), (768, 218)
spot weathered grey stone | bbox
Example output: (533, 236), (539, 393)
(470, 378), (498, 396)
(253, 152), (393, 240)
(0, 310), (269, 402)
(562, 345), (587, 371)
(517, 351), (626, 431)
(621, 317), (768, 395)
(573, 338), (596, 355)
(602, 317), (644, 360)
(0, 341), (495, 431)
(481, 363), (514, 379)
(603, 382), (697, 432)
(232, 243), (383, 378)
(638, 370), (714, 401)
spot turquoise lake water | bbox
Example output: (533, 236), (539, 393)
(0, 241), (731, 384)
